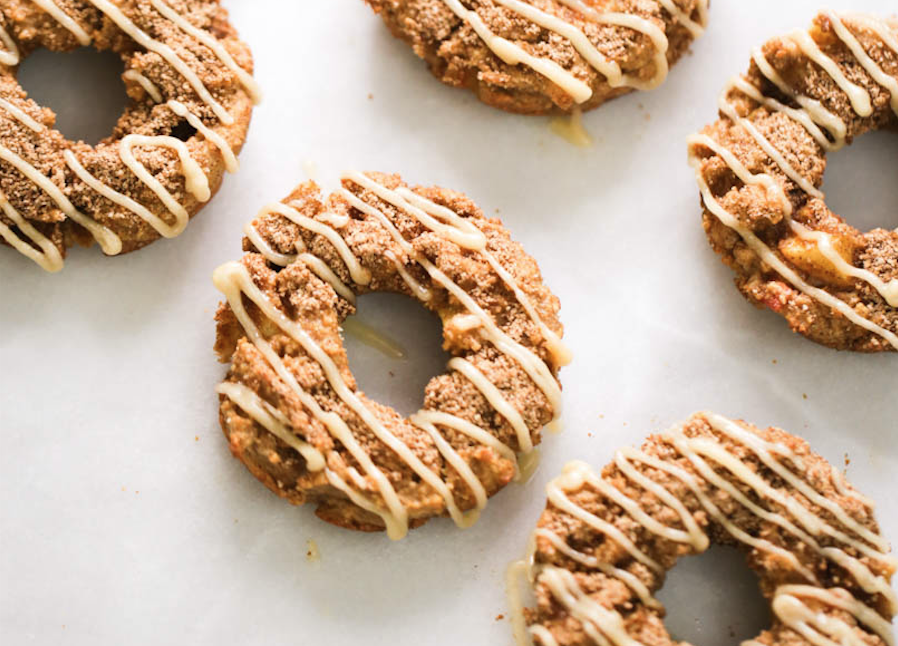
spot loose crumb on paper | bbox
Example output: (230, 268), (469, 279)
(306, 539), (320, 563)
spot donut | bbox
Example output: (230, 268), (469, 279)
(508, 412), (896, 646)
(212, 171), (570, 539)
(0, 0), (259, 272)
(362, 0), (709, 115)
(688, 12), (898, 352)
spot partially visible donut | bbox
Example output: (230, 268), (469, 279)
(0, 0), (259, 272)
(508, 412), (896, 646)
(688, 12), (898, 352)
(362, 0), (709, 115)
(213, 171), (570, 539)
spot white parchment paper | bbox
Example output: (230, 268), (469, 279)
(1, 1), (896, 644)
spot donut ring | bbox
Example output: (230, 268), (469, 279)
(213, 172), (570, 539)
(0, 0), (259, 272)
(362, 0), (709, 115)
(508, 412), (897, 646)
(688, 12), (898, 352)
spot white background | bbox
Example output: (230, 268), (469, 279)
(1, 1), (896, 644)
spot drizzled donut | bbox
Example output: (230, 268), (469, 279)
(362, 0), (708, 115)
(213, 172), (570, 539)
(0, 0), (259, 272)
(508, 412), (896, 646)
(689, 12), (898, 352)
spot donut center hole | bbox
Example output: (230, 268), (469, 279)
(17, 48), (129, 145)
(342, 293), (450, 418)
(823, 131), (898, 232)
(170, 119), (198, 143)
(656, 545), (769, 645)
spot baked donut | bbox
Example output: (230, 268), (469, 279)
(362, 0), (709, 115)
(213, 171), (570, 539)
(0, 0), (259, 272)
(688, 12), (898, 352)
(508, 412), (896, 646)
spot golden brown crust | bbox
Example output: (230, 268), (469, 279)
(520, 413), (895, 646)
(362, 0), (706, 115)
(215, 173), (566, 535)
(0, 0), (255, 264)
(692, 13), (898, 352)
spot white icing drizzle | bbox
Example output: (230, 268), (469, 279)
(0, 191), (62, 272)
(216, 381), (325, 472)
(770, 585), (895, 646)
(0, 22), (19, 66)
(167, 99), (238, 173)
(397, 186), (573, 366)
(692, 12), (898, 341)
(0, 98), (45, 133)
(448, 356), (533, 453)
(119, 133), (210, 236)
(149, 0), (263, 104)
(0, 140), (121, 255)
(789, 28), (872, 118)
(85, 0), (234, 124)
(62, 99), (226, 242)
(63, 150), (169, 239)
(264, 201), (372, 286)
(218, 173), (567, 537)
(243, 218), (297, 267)
(440, 0), (708, 102)
(123, 69), (164, 103)
(824, 11), (898, 117)
(31, 0), (92, 46)
(509, 413), (895, 645)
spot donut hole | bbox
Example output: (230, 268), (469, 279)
(656, 545), (769, 644)
(342, 293), (449, 417)
(823, 131), (898, 233)
(170, 119), (198, 143)
(17, 47), (128, 145)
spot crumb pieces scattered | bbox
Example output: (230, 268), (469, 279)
(495, 614), (505, 621)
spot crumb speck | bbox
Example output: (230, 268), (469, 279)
(496, 614), (505, 621)
(306, 539), (321, 563)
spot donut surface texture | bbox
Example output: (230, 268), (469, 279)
(509, 412), (896, 646)
(213, 172), (570, 539)
(689, 12), (898, 352)
(0, 0), (259, 272)
(362, 0), (708, 115)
